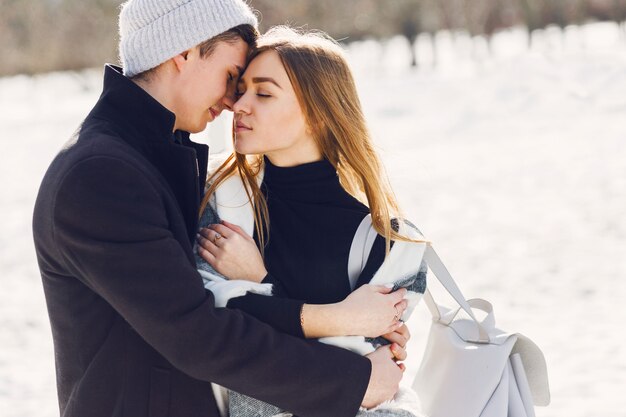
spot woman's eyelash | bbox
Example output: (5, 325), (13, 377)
(234, 91), (271, 98)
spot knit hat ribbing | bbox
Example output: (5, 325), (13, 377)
(119, 0), (258, 77)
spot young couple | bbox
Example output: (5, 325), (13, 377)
(32, 1), (427, 417)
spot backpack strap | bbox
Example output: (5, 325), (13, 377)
(347, 214), (378, 290)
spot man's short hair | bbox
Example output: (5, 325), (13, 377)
(199, 24), (258, 59)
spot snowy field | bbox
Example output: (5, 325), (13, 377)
(1, 22), (625, 417)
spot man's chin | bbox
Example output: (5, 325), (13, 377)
(185, 121), (209, 134)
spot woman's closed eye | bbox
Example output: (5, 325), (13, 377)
(235, 89), (272, 98)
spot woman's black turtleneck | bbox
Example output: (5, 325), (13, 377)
(227, 157), (386, 337)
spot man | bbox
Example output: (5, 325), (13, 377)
(32, 1), (406, 416)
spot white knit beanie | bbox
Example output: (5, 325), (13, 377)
(119, 0), (258, 77)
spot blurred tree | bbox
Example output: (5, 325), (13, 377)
(436, 0), (465, 34)
(0, 0), (121, 75)
(386, 0), (424, 67)
(518, 0), (542, 46)
(611, 0), (626, 32)
(1, 0), (625, 75)
(462, 0), (500, 54)
(518, 0), (588, 46)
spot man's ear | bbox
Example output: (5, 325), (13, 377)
(172, 50), (190, 72)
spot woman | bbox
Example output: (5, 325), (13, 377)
(196, 27), (428, 417)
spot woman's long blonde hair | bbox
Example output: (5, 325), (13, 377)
(200, 26), (424, 255)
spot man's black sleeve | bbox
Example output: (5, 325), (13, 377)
(227, 273), (305, 337)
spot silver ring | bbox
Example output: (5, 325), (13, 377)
(213, 232), (222, 243)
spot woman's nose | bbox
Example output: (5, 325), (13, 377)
(232, 95), (250, 114)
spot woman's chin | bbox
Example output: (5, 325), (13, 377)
(234, 145), (254, 155)
(234, 140), (260, 156)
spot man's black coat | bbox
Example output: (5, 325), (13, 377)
(32, 65), (371, 417)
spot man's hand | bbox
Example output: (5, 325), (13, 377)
(362, 345), (404, 408)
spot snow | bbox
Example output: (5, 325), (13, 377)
(1, 22), (625, 417)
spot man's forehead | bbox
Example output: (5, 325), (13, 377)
(213, 38), (249, 62)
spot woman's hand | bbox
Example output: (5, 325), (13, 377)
(381, 323), (411, 352)
(334, 285), (408, 338)
(197, 220), (267, 282)
(382, 323), (410, 364)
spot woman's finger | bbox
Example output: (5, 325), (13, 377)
(381, 331), (407, 348)
(396, 323), (411, 340)
(221, 220), (254, 241)
(199, 227), (225, 243)
(388, 288), (408, 305)
(197, 244), (217, 265)
(382, 323), (409, 347)
(394, 299), (408, 316)
(196, 233), (211, 250)
(384, 320), (404, 337)
(390, 343), (407, 361)
(390, 300), (406, 323)
(208, 223), (235, 239)
(198, 229), (225, 248)
(197, 233), (221, 256)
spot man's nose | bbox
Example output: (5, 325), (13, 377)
(221, 94), (235, 112)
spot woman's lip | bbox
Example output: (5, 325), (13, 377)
(235, 125), (252, 133)
(209, 108), (218, 119)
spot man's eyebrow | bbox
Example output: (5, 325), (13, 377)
(252, 77), (282, 89)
